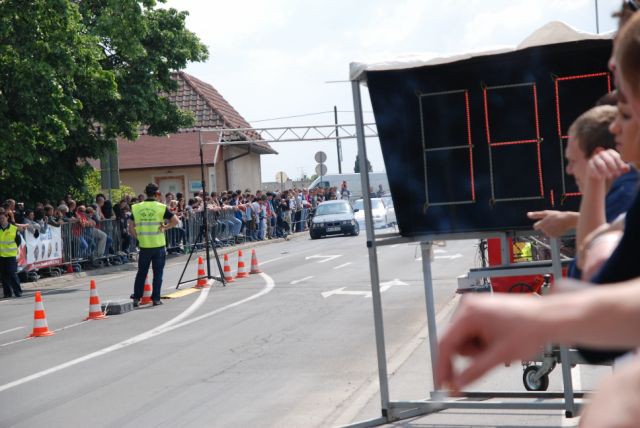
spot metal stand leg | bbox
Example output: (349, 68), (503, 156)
(420, 242), (439, 388)
(550, 237), (576, 417)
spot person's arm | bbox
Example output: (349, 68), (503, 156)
(436, 279), (640, 393)
(159, 209), (179, 233)
(576, 149), (629, 253)
(526, 210), (578, 237)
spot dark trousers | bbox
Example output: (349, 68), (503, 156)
(0, 257), (22, 297)
(133, 247), (166, 301)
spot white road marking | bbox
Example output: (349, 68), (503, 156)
(0, 327), (23, 336)
(290, 276), (314, 285)
(333, 262), (352, 270)
(305, 254), (342, 263)
(434, 253), (463, 260)
(377, 279), (408, 294)
(322, 287), (370, 298)
(433, 249), (447, 254)
(260, 256), (286, 265)
(322, 280), (406, 299)
(0, 273), (275, 393)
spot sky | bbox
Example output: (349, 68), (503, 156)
(162, 0), (622, 183)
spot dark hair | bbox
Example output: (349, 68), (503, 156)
(144, 183), (159, 197)
(103, 200), (114, 218)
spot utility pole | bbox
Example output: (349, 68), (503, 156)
(334, 105), (342, 174)
(595, 0), (600, 34)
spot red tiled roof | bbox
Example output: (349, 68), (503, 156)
(168, 71), (276, 154)
(117, 132), (219, 170)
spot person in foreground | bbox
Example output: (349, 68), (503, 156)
(130, 183), (179, 307)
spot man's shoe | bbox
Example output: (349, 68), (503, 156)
(132, 299), (139, 308)
(152, 300), (163, 306)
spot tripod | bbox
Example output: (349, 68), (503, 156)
(176, 220), (225, 289)
(175, 130), (225, 289)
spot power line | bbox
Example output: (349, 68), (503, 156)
(250, 109), (374, 123)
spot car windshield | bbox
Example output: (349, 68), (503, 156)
(354, 199), (382, 210)
(316, 202), (351, 215)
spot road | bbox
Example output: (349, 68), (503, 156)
(0, 231), (610, 427)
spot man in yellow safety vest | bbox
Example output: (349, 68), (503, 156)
(129, 183), (179, 307)
(0, 209), (25, 298)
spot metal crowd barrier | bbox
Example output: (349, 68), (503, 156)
(24, 208), (306, 280)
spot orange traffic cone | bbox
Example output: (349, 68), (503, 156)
(236, 250), (249, 279)
(86, 279), (107, 320)
(29, 291), (54, 337)
(195, 256), (209, 288)
(223, 254), (235, 283)
(140, 276), (153, 304)
(250, 249), (262, 274)
(66, 264), (73, 274)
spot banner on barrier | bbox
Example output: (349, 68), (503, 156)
(21, 226), (63, 269)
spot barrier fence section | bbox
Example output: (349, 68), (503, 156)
(18, 208), (310, 278)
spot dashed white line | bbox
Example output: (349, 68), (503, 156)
(333, 262), (352, 270)
(260, 256), (286, 265)
(290, 276), (314, 285)
(0, 327), (23, 336)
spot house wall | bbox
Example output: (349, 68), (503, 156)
(120, 166), (209, 199)
(224, 147), (262, 192)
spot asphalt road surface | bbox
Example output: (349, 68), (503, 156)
(0, 230), (610, 427)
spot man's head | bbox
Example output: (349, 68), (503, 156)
(566, 105), (618, 190)
(0, 210), (7, 227)
(144, 183), (159, 198)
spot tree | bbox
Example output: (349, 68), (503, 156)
(0, 0), (208, 204)
(354, 154), (373, 173)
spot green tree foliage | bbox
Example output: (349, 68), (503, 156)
(0, 0), (208, 204)
(70, 169), (135, 205)
(353, 154), (373, 173)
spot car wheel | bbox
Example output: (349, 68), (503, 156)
(351, 222), (359, 236)
(310, 232), (319, 240)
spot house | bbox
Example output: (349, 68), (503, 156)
(115, 71), (276, 197)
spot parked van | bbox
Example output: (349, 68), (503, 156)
(308, 172), (390, 200)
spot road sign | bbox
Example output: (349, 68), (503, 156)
(315, 163), (327, 176)
(314, 151), (327, 163)
(275, 171), (288, 183)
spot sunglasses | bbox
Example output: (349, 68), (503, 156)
(628, 0), (640, 11)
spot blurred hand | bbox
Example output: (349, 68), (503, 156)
(587, 149), (630, 181)
(527, 210), (576, 237)
(436, 294), (546, 393)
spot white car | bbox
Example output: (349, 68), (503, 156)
(353, 198), (396, 229)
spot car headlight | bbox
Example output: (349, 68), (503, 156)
(351, 219), (356, 225)
(313, 222), (323, 228)
(342, 220), (350, 225)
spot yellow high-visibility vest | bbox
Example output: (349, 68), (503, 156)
(0, 224), (18, 258)
(132, 201), (167, 248)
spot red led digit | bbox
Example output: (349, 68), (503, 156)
(483, 82), (544, 202)
(419, 89), (476, 207)
(554, 72), (612, 201)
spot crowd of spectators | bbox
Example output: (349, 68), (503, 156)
(0, 184), (356, 273)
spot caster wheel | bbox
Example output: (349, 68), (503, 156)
(523, 365), (549, 391)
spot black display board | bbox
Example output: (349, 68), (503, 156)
(367, 39), (612, 237)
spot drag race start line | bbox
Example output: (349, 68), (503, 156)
(0, 273), (275, 393)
